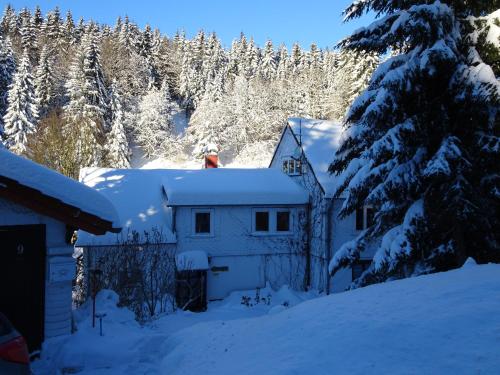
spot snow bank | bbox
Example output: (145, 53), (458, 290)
(287, 117), (343, 197)
(160, 264), (500, 374)
(33, 285), (316, 374)
(0, 148), (120, 227)
(163, 168), (309, 206)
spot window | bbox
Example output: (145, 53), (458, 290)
(355, 206), (374, 231)
(193, 210), (212, 235)
(352, 260), (371, 280)
(253, 209), (293, 235)
(255, 211), (269, 232)
(276, 211), (290, 232)
(282, 158), (302, 176)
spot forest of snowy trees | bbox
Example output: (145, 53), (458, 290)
(0, 5), (379, 175)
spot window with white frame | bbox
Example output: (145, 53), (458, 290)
(192, 209), (213, 236)
(253, 208), (292, 234)
(282, 158), (302, 176)
(355, 206), (374, 231)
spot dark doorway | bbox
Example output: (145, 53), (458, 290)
(0, 225), (46, 352)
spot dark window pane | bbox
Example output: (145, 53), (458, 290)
(355, 208), (364, 230)
(295, 159), (302, 174)
(282, 160), (288, 174)
(255, 211), (269, 231)
(276, 211), (290, 231)
(366, 207), (374, 228)
(195, 212), (210, 233)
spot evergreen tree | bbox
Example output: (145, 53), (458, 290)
(329, 1), (500, 286)
(3, 49), (38, 154)
(0, 35), (16, 136)
(259, 40), (277, 80)
(106, 82), (131, 168)
(65, 32), (108, 166)
(34, 45), (56, 117)
(135, 80), (174, 158)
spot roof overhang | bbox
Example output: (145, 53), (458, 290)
(0, 175), (121, 235)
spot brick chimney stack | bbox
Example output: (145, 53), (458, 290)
(202, 143), (219, 169)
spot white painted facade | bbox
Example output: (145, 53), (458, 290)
(174, 205), (307, 299)
(0, 198), (74, 340)
(269, 121), (374, 293)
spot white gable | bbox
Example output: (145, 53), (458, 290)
(287, 117), (343, 198)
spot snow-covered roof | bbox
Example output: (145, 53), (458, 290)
(287, 117), (343, 198)
(163, 168), (309, 206)
(77, 168), (177, 246)
(77, 167), (308, 246)
(0, 148), (120, 232)
(176, 251), (209, 271)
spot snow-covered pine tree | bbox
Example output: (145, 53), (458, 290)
(106, 82), (131, 168)
(1, 5), (17, 35)
(135, 80), (174, 158)
(3, 49), (38, 153)
(329, 1), (500, 286)
(0, 35), (16, 136)
(276, 44), (289, 80)
(33, 6), (43, 29)
(65, 31), (108, 167)
(34, 45), (56, 118)
(259, 40), (277, 80)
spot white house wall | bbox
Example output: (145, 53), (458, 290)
(270, 127), (370, 294)
(174, 205), (307, 300)
(0, 198), (73, 341)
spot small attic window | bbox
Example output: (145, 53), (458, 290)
(282, 159), (302, 176)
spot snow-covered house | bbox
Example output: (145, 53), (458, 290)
(269, 117), (375, 293)
(0, 148), (120, 352)
(77, 168), (309, 301)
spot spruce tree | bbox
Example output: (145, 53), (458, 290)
(34, 45), (55, 117)
(0, 35), (16, 136)
(329, 1), (500, 286)
(3, 49), (38, 154)
(259, 40), (277, 80)
(65, 32), (108, 167)
(106, 82), (131, 168)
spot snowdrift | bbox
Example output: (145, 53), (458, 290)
(160, 263), (500, 374)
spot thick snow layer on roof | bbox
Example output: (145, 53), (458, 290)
(176, 251), (209, 271)
(0, 148), (119, 226)
(77, 168), (177, 246)
(288, 117), (343, 197)
(163, 168), (309, 206)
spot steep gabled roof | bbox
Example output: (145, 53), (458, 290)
(0, 148), (120, 235)
(272, 117), (344, 198)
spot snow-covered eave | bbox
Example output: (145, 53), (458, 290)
(0, 174), (121, 235)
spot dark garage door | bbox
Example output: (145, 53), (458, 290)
(0, 225), (46, 352)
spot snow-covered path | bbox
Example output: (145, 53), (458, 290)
(32, 285), (315, 374)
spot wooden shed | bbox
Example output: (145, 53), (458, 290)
(0, 148), (120, 353)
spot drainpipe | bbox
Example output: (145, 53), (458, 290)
(324, 197), (334, 295)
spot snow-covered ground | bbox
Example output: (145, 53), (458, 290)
(32, 284), (317, 374)
(33, 261), (500, 374)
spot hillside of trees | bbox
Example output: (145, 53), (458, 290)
(0, 5), (379, 176)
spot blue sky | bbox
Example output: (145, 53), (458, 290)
(2, 0), (374, 49)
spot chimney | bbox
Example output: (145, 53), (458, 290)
(203, 143), (219, 169)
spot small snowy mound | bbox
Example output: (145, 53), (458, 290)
(160, 264), (500, 374)
(462, 257), (477, 267)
